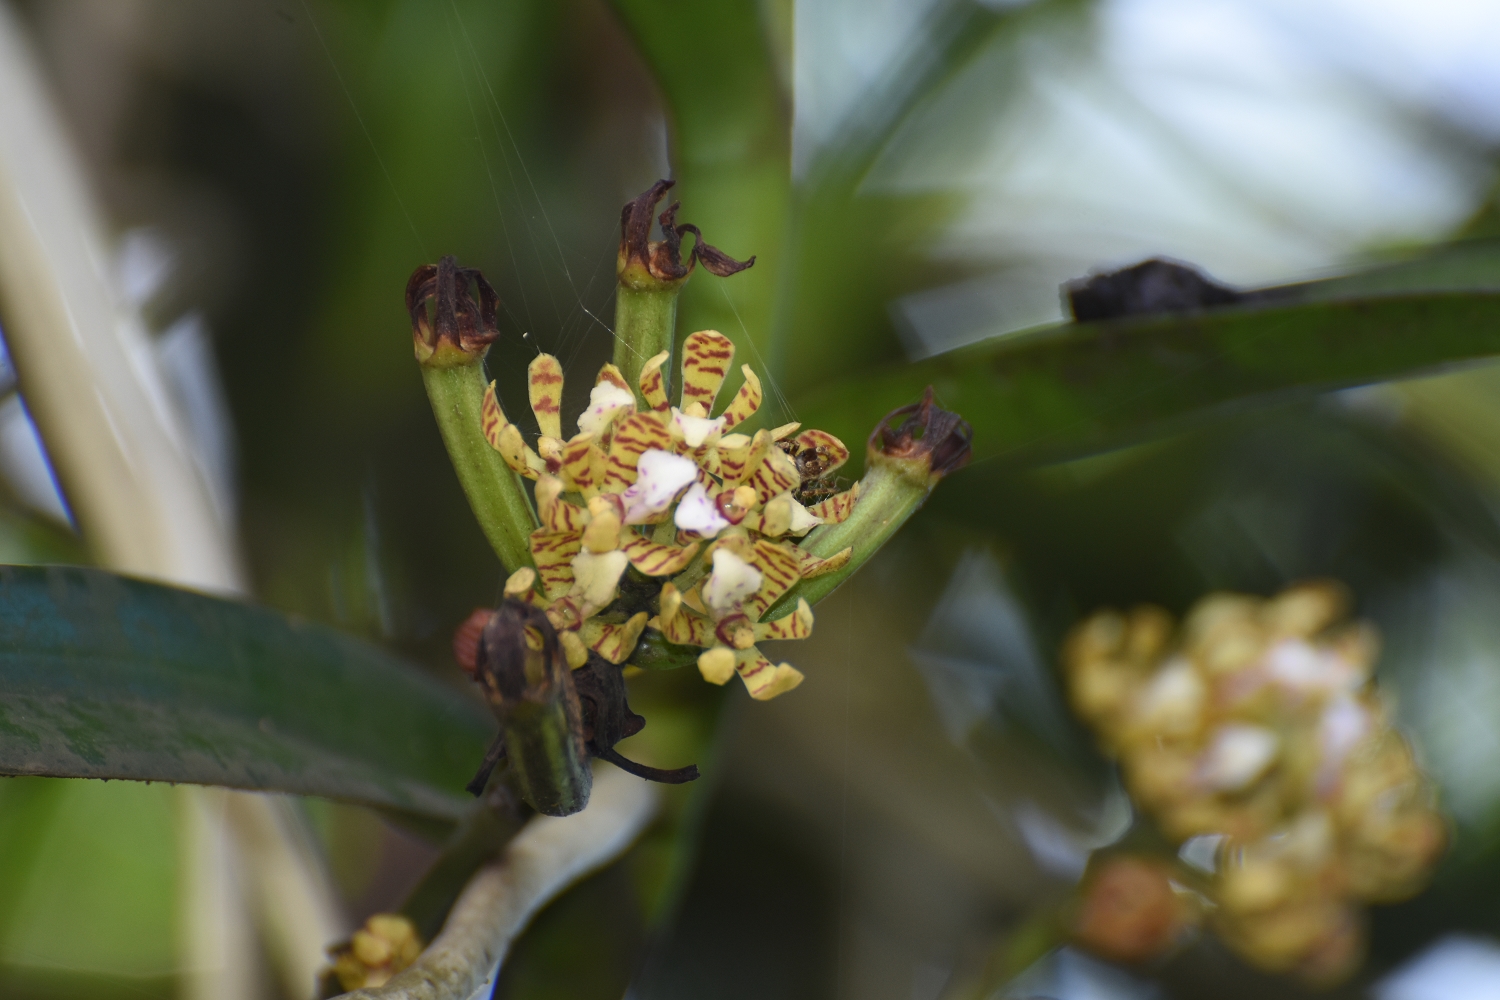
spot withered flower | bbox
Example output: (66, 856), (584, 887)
(618, 179), (755, 289)
(406, 255), (501, 367)
(869, 386), (973, 484)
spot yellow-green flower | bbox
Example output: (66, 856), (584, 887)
(1064, 582), (1445, 983)
(478, 330), (860, 700)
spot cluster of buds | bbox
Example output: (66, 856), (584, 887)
(323, 914), (422, 994)
(1063, 582), (1446, 982)
(482, 329), (858, 701)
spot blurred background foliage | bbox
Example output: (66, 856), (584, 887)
(3, 0), (1500, 998)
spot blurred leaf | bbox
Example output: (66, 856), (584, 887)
(795, 292), (1500, 469)
(0, 564), (490, 820)
(766, 0), (1064, 399)
(0, 779), (178, 982)
(1267, 238), (1500, 301)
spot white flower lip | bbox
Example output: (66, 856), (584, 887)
(785, 496), (823, 536)
(673, 409), (725, 448)
(703, 548), (763, 613)
(675, 481), (730, 536)
(621, 449), (698, 524)
(570, 549), (629, 610)
(576, 382), (636, 435)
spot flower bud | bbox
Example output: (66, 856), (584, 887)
(406, 255), (501, 367)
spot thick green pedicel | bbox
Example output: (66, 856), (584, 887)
(0, 564), (491, 820)
(613, 284), (681, 403)
(421, 362), (538, 574)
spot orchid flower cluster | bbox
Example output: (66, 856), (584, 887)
(480, 329), (859, 701)
(1064, 582), (1445, 982)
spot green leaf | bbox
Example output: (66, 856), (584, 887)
(0, 565), (491, 821)
(792, 292), (1500, 470)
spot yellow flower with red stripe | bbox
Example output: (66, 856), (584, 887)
(479, 330), (861, 700)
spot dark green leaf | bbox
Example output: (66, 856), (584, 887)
(0, 565), (491, 821)
(793, 292), (1500, 469)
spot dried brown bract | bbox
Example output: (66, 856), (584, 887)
(618, 179), (755, 287)
(870, 386), (973, 480)
(406, 255), (501, 366)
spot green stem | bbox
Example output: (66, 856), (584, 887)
(420, 362), (538, 574)
(398, 793), (529, 944)
(613, 283), (681, 405)
(765, 455), (934, 619)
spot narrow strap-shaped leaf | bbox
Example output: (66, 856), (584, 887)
(0, 565), (491, 821)
(794, 292), (1500, 469)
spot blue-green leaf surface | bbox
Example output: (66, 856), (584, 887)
(0, 565), (491, 821)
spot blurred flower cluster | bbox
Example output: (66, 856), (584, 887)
(1064, 582), (1447, 982)
(482, 330), (859, 700)
(325, 913), (422, 993)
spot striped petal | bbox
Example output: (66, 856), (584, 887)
(561, 433), (597, 496)
(748, 540), (803, 618)
(658, 606), (713, 647)
(748, 442), (801, 505)
(582, 613), (649, 665)
(808, 484), (860, 524)
(620, 534), (700, 576)
(527, 354), (564, 439)
(770, 421), (801, 441)
(535, 475), (587, 533)
(757, 598), (813, 641)
(799, 546), (853, 579)
(735, 648), (805, 700)
(482, 382), (544, 478)
(602, 412), (672, 491)
(639, 351), (671, 412)
(719, 430), (764, 488)
(530, 530), (581, 598)
(720, 365), (762, 428)
(595, 363), (631, 392)
(680, 330), (734, 412)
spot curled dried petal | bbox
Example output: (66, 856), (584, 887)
(870, 386), (973, 479)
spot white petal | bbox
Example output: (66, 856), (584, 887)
(672, 409), (725, 448)
(785, 496), (823, 536)
(1130, 657), (1205, 737)
(576, 382), (635, 435)
(621, 449), (698, 524)
(569, 549), (629, 610)
(1196, 724), (1279, 792)
(703, 548), (763, 613)
(675, 482), (730, 536)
